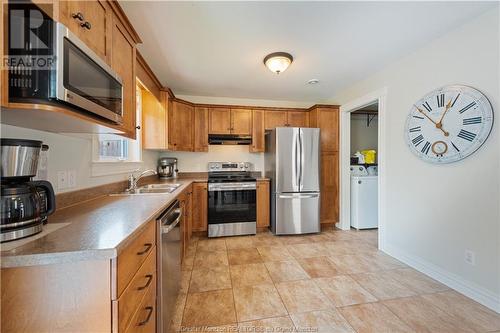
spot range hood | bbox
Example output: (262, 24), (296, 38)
(208, 134), (252, 145)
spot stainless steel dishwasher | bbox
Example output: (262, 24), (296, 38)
(157, 199), (182, 333)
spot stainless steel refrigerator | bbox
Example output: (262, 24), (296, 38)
(264, 127), (320, 235)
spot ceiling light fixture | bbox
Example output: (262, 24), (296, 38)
(263, 52), (293, 74)
(308, 79), (319, 85)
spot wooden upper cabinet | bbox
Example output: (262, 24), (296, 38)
(59, 0), (111, 63)
(265, 111), (287, 129)
(250, 110), (265, 153)
(230, 109), (252, 135)
(209, 108), (231, 134)
(287, 111), (309, 127)
(194, 107), (209, 152)
(309, 106), (339, 152)
(192, 182), (208, 232)
(170, 101), (194, 151)
(141, 89), (165, 150)
(111, 16), (136, 139)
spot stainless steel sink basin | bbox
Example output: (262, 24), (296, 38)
(110, 183), (181, 196)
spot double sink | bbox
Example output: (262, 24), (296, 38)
(112, 183), (181, 196)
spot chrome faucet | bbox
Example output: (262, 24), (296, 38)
(127, 169), (157, 192)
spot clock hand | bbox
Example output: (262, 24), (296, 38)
(415, 105), (449, 137)
(436, 100), (452, 128)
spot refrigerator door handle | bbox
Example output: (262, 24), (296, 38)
(298, 128), (303, 191)
(278, 193), (320, 199)
(294, 131), (300, 189)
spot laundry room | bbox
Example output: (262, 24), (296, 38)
(350, 103), (379, 230)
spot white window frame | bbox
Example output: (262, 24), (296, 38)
(91, 85), (143, 177)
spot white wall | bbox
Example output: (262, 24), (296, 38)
(331, 8), (500, 311)
(350, 114), (378, 154)
(160, 145), (263, 173)
(0, 124), (158, 193)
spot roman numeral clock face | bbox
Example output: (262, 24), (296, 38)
(405, 85), (493, 164)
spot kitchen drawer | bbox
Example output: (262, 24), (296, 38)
(117, 247), (156, 333)
(123, 279), (156, 333)
(116, 221), (156, 297)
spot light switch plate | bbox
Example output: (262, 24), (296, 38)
(57, 171), (68, 190)
(68, 170), (76, 188)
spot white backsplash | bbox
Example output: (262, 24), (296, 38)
(159, 145), (264, 173)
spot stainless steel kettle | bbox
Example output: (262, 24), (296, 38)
(157, 157), (178, 179)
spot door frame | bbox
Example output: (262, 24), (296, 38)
(338, 87), (387, 250)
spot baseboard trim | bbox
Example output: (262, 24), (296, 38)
(381, 243), (500, 314)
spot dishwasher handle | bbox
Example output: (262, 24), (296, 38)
(160, 211), (182, 234)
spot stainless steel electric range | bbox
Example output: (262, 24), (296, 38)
(207, 162), (256, 237)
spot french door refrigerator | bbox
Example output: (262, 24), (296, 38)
(264, 127), (320, 235)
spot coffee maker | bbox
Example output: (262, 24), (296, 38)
(1, 139), (56, 242)
(157, 157), (178, 179)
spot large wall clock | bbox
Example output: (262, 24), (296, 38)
(405, 85), (493, 164)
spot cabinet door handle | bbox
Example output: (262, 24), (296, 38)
(137, 274), (153, 290)
(136, 243), (152, 255)
(80, 21), (92, 30)
(72, 12), (84, 21)
(137, 306), (154, 326)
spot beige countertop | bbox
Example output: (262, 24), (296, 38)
(0, 178), (205, 268)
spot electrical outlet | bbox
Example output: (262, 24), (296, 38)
(465, 250), (476, 266)
(68, 170), (76, 188)
(57, 171), (68, 190)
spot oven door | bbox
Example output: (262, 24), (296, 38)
(208, 183), (257, 225)
(53, 23), (123, 124)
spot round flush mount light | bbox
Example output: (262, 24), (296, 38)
(308, 79), (320, 85)
(263, 52), (293, 74)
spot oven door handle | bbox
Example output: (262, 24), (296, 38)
(208, 184), (256, 191)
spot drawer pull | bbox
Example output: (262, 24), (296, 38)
(137, 274), (153, 291)
(136, 243), (153, 255)
(72, 12), (84, 21)
(80, 21), (92, 30)
(138, 306), (154, 326)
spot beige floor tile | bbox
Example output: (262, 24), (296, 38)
(286, 243), (326, 258)
(197, 238), (227, 252)
(328, 254), (378, 274)
(325, 241), (377, 256)
(227, 248), (263, 265)
(422, 291), (500, 332)
(229, 263), (273, 287)
(383, 296), (475, 332)
(297, 256), (340, 278)
(304, 234), (332, 243)
(182, 254), (194, 271)
(265, 260), (310, 282)
(257, 246), (294, 262)
(290, 309), (355, 333)
(351, 271), (417, 300)
(314, 275), (377, 307)
(326, 232), (358, 241)
(339, 302), (415, 333)
(171, 293), (187, 333)
(180, 270), (192, 294)
(238, 316), (295, 332)
(193, 250), (229, 268)
(365, 252), (406, 270)
(233, 284), (288, 322)
(278, 235), (313, 245)
(225, 236), (255, 250)
(252, 236), (283, 247)
(182, 289), (236, 327)
(189, 266), (232, 293)
(275, 279), (332, 314)
(381, 268), (449, 294)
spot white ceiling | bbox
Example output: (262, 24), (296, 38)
(120, 1), (495, 103)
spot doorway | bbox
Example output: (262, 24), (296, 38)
(338, 88), (387, 250)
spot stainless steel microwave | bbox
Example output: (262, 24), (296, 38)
(8, 3), (123, 124)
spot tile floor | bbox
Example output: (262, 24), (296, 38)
(172, 228), (500, 333)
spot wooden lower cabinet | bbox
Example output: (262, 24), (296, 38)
(256, 180), (270, 228)
(320, 152), (339, 224)
(192, 182), (208, 232)
(0, 220), (157, 333)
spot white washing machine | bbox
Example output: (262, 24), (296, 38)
(350, 165), (378, 229)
